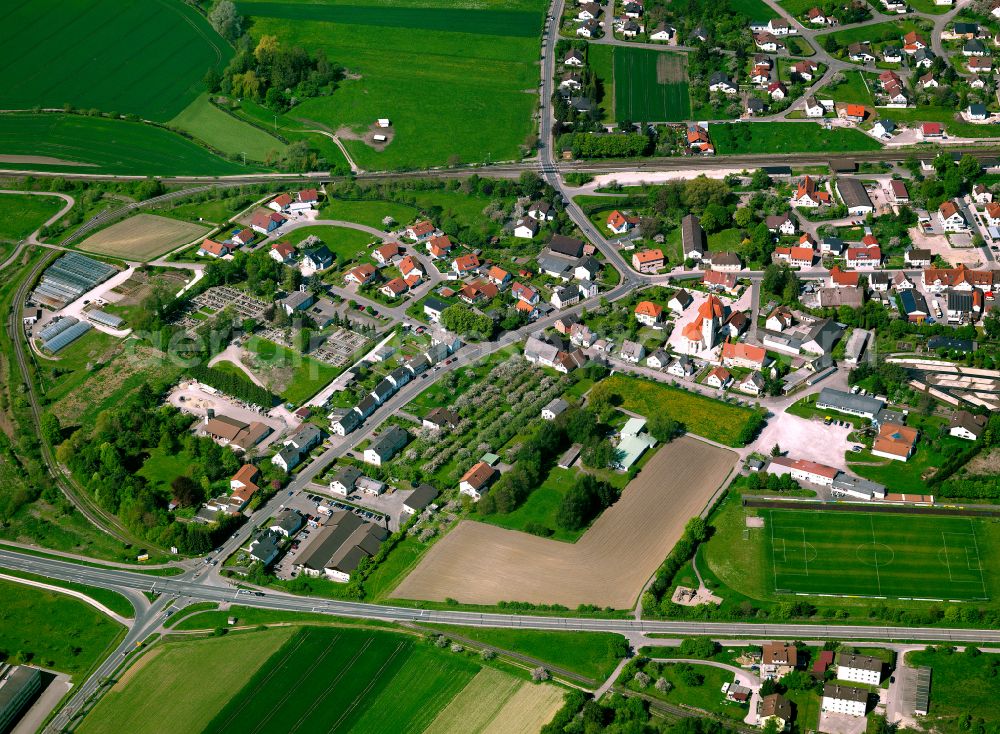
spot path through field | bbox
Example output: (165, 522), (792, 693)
(392, 437), (736, 608)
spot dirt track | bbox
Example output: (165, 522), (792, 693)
(392, 437), (737, 608)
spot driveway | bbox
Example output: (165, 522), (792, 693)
(819, 711), (869, 734)
(754, 412), (855, 470)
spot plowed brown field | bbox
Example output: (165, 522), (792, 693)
(392, 437), (736, 608)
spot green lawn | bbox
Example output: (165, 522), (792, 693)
(78, 628), (296, 734)
(595, 374), (761, 447)
(320, 198), (419, 229)
(0, 577), (124, 679)
(711, 122), (882, 155)
(762, 508), (994, 600)
(2, 568), (134, 619)
(422, 625), (626, 681)
(707, 228), (746, 253)
(0, 114), (259, 175)
(0, 0), (230, 121)
(613, 47), (690, 122)
(623, 661), (749, 719)
(731, 0), (781, 19)
(820, 71), (876, 106)
(244, 336), (341, 405)
(905, 648), (1000, 723)
(0, 193), (65, 241)
(479, 467), (586, 541)
(779, 0), (823, 17)
(241, 0), (546, 170)
(820, 19), (929, 50)
(589, 45), (616, 123)
(137, 447), (196, 496)
(283, 224), (378, 265)
(874, 106), (1000, 140)
(169, 94), (288, 161)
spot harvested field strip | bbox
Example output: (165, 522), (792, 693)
(238, 2), (540, 36)
(480, 682), (565, 734)
(79, 214), (210, 260)
(169, 94), (287, 160)
(423, 668), (522, 734)
(77, 628), (295, 734)
(392, 437), (736, 608)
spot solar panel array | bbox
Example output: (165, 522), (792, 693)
(38, 316), (80, 342)
(33, 253), (117, 307)
(88, 310), (124, 328)
(42, 321), (92, 353)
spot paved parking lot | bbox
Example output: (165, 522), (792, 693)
(819, 711), (868, 734)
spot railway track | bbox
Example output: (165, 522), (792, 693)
(4, 254), (156, 550)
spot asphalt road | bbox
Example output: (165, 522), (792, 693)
(4, 549), (1000, 646)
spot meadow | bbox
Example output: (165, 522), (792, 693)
(594, 374), (760, 447)
(240, 0), (546, 170)
(169, 94), (288, 161)
(0, 0), (230, 121)
(480, 467), (587, 542)
(613, 48), (691, 122)
(905, 648), (1000, 724)
(284, 225), (378, 265)
(763, 509), (991, 600)
(0, 577), (124, 679)
(79, 214), (210, 261)
(0, 194), (66, 241)
(820, 71), (876, 106)
(710, 122), (882, 155)
(821, 19), (931, 51)
(244, 336), (342, 405)
(320, 198), (419, 229)
(0, 114), (256, 175)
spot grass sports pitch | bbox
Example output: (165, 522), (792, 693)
(763, 509), (989, 600)
(613, 47), (690, 122)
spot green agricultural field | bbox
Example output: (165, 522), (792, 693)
(169, 94), (288, 161)
(711, 122), (882, 154)
(321, 198), (419, 229)
(730, 0), (781, 19)
(594, 374), (760, 447)
(763, 509), (990, 600)
(204, 627), (477, 734)
(613, 48), (691, 122)
(78, 628), (296, 734)
(239, 0), (546, 170)
(0, 577), (124, 679)
(0, 114), (258, 175)
(589, 45), (616, 123)
(779, 0), (822, 17)
(283, 224), (377, 264)
(0, 193), (65, 241)
(0, 0), (231, 121)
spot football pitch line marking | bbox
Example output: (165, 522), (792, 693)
(968, 519), (989, 598)
(869, 515), (883, 595)
(800, 527), (809, 577)
(941, 531), (955, 582)
(770, 511), (780, 591)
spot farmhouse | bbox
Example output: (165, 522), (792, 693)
(459, 461), (498, 500)
(836, 654), (884, 685)
(837, 179), (874, 216)
(681, 214), (706, 260)
(403, 484), (439, 515)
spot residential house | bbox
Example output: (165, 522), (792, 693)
(294, 188), (319, 211)
(705, 366), (732, 389)
(459, 461), (498, 500)
(512, 281), (539, 305)
(528, 202), (555, 221)
(345, 263), (377, 285)
(426, 234), (453, 259)
(268, 193), (293, 213)
(423, 296), (448, 323)
(302, 245), (334, 271)
(514, 217), (540, 239)
(968, 103), (989, 121)
(607, 210), (640, 234)
(905, 248), (932, 267)
(198, 239), (230, 258)
(836, 654), (884, 685)
(709, 72), (738, 94)
(803, 96), (825, 117)
(634, 300), (663, 326)
(270, 241), (296, 264)
(761, 642), (800, 679)
(791, 176), (829, 207)
(646, 350), (670, 369)
(363, 426), (408, 466)
(846, 244), (881, 269)
(373, 242), (399, 266)
(331, 409), (361, 437)
(423, 408), (460, 431)
(766, 306), (794, 331)
(551, 284), (581, 308)
(872, 422), (918, 461)
(703, 269), (738, 291)
(668, 356), (695, 377)
(230, 229), (254, 248)
(681, 213), (706, 260)
(973, 183), (992, 204)
(668, 288), (693, 313)
(758, 694), (792, 731)
(821, 685), (868, 717)
(403, 484), (439, 515)
(722, 342), (768, 370)
(632, 249), (665, 273)
(406, 220), (436, 241)
(708, 251), (742, 272)
(650, 23), (675, 41)
(848, 42), (875, 63)
(452, 253), (481, 275)
(939, 201), (966, 231)
(619, 340), (646, 363)
(270, 509), (304, 538)
(739, 372), (766, 396)
(250, 210), (286, 235)
(949, 410), (987, 440)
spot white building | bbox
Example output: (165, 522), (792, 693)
(836, 654), (884, 685)
(821, 684), (868, 717)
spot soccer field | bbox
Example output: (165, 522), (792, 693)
(763, 509), (989, 600)
(613, 47), (690, 122)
